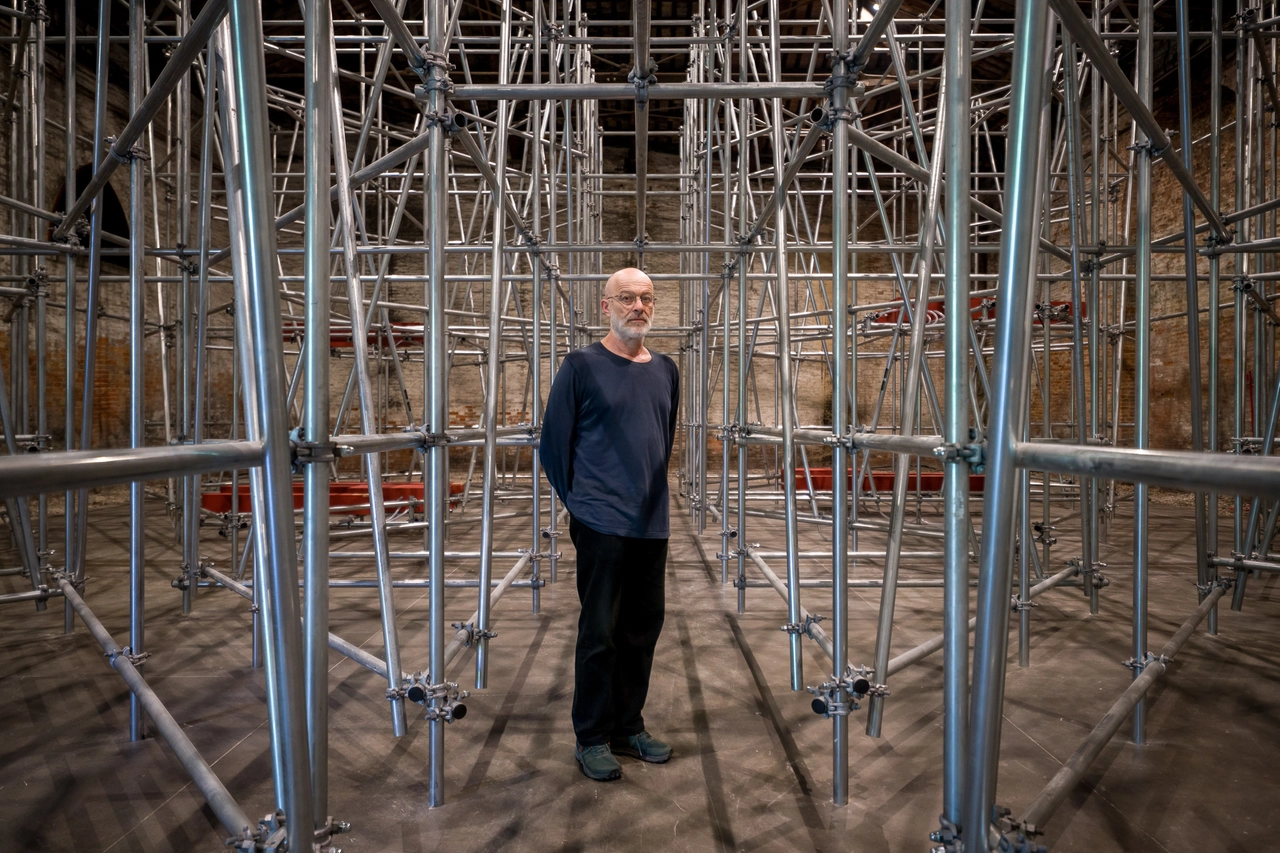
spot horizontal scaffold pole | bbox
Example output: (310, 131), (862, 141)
(0, 441), (266, 499)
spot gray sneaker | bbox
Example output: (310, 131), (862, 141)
(574, 742), (623, 781)
(610, 731), (672, 764)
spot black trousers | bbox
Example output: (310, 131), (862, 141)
(569, 515), (668, 747)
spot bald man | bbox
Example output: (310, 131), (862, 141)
(539, 268), (680, 781)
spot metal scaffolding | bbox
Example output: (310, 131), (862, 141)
(1, 0), (1278, 849)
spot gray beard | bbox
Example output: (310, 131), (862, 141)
(611, 312), (651, 343)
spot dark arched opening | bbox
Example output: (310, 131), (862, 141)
(51, 164), (131, 269)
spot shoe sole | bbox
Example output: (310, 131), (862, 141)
(610, 746), (671, 764)
(575, 756), (622, 781)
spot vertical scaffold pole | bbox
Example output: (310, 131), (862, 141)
(829, 0), (851, 807)
(866, 65), (947, 739)
(425, 0), (450, 808)
(734, 2), (748, 616)
(223, 1), (316, 842)
(768, 0), (803, 692)
(1175, 0), (1210, 606)
(477, 0), (513, 689)
(128, 0), (147, 744)
(61, 0), (76, 634)
(941, 0), (971, 828)
(329, 38), (407, 739)
(303, 0), (333, 829)
(1208, 0), (1222, 634)
(962, 0), (1050, 840)
(72, 0), (113, 589)
(529, 0), (544, 615)
(1132, 0), (1153, 746)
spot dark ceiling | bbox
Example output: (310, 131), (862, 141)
(44, 1), (1245, 164)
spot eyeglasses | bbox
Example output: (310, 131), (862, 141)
(605, 292), (656, 308)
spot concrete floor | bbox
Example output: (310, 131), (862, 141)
(1, 494), (1278, 853)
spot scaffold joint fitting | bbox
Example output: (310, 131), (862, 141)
(781, 621), (803, 635)
(423, 680), (469, 722)
(628, 63), (658, 107)
(290, 435), (337, 469)
(994, 811), (1046, 853)
(929, 816), (963, 853)
(107, 138), (150, 163)
(1122, 651), (1166, 673)
(227, 810), (288, 852)
(314, 815), (351, 852)
(719, 14), (739, 43)
(107, 645), (150, 667)
(1032, 522), (1057, 547)
(803, 612), (825, 634)
(933, 439), (986, 472)
(807, 666), (874, 717)
(420, 430), (452, 447)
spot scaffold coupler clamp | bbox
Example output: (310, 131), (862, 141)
(25, 267), (48, 299)
(401, 672), (428, 705)
(929, 815), (962, 853)
(1204, 228), (1234, 254)
(50, 569), (82, 594)
(994, 807), (1046, 853)
(932, 437), (986, 473)
(718, 13), (738, 43)
(423, 680), (469, 722)
(824, 431), (854, 449)
(315, 816), (351, 852)
(419, 49), (454, 88)
(419, 428), (453, 449)
(289, 427), (337, 472)
(717, 539), (743, 563)
(1122, 651), (1166, 674)
(1032, 522), (1057, 547)
(227, 810), (287, 852)
(1010, 594), (1037, 613)
(1201, 574), (1236, 594)
(1126, 136), (1165, 159)
(107, 645), (151, 668)
(1082, 560), (1109, 589)
(834, 45), (867, 80)
(628, 61), (658, 108)
(807, 665), (876, 718)
(171, 560), (200, 591)
(106, 135), (150, 164)
(781, 621), (804, 636)
(452, 621), (498, 648)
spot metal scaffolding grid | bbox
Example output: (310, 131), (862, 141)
(0, 0), (1277, 849)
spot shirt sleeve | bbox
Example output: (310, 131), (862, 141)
(539, 359), (577, 503)
(666, 359), (680, 462)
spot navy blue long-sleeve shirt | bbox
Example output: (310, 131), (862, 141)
(539, 342), (680, 539)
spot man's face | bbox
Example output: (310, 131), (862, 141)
(602, 272), (655, 343)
